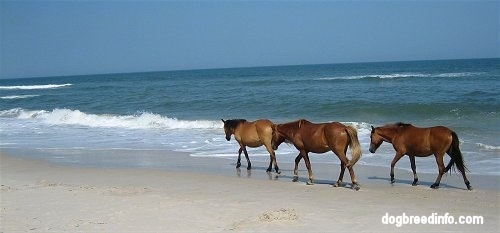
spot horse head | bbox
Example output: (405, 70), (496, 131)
(272, 119), (305, 150)
(370, 123), (404, 153)
(221, 119), (246, 141)
(271, 124), (286, 150)
(369, 126), (384, 153)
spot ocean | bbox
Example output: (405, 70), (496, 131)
(1, 58), (499, 175)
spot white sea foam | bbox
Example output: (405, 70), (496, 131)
(318, 72), (484, 80)
(435, 72), (485, 78)
(476, 143), (500, 151)
(0, 108), (221, 129)
(0, 95), (40, 99)
(1, 108), (497, 176)
(0, 83), (72, 90)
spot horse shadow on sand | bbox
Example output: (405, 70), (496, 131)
(278, 174), (360, 190)
(367, 175), (468, 190)
(233, 164), (468, 190)
(233, 165), (359, 190)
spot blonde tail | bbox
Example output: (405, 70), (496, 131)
(345, 125), (362, 168)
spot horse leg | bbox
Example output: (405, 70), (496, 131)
(347, 165), (360, 190)
(236, 148), (243, 168)
(292, 154), (302, 182)
(267, 160), (273, 173)
(334, 162), (346, 187)
(431, 154), (446, 189)
(445, 149), (472, 190)
(390, 152), (405, 184)
(409, 155), (419, 186)
(334, 150), (359, 190)
(302, 152), (314, 185)
(242, 147), (251, 170)
(460, 168), (473, 191)
(264, 144), (280, 174)
(453, 158), (473, 190)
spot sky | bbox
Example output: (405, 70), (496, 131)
(1, 0), (499, 79)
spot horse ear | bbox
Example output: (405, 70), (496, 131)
(371, 126), (375, 131)
(221, 119), (226, 123)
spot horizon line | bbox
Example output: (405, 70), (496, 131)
(2, 57), (499, 80)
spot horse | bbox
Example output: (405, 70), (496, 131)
(271, 119), (362, 190)
(369, 122), (472, 190)
(222, 119), (280, 174)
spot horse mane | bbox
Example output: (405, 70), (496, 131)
(395, 122), (412, 127)
(298, 119), (311, 128)
(224, 119), (247, 129)
(383, 122), (412, 128)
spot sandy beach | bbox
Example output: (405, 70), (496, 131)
(1, 150), (499, 232)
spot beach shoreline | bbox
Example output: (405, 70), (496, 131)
(1, 150), (499, 232)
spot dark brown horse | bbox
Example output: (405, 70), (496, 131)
(272, 119), (362, 190)
(222, 119), (280, 174)
(369, 122), (472, 190)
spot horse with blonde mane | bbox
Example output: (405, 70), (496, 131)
(222, 119), (280, 174)
(272, 119), (362, 190)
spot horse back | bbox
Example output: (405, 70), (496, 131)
(397, 125), (453, 155)
(298, 121), (348, 152)
(429, 126), (454, 150)
(235, 119), (273, 147)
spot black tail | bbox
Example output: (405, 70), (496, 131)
(447, 131), (469, 174)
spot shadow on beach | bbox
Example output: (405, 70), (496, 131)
(368, 176), (467, 190)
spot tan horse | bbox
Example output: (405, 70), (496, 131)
(271, 119), (362, 190)
(369, 122), (472, 190)
(222, 119), (280, 174)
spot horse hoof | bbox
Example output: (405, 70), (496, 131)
(276, 170), (281, 175)
(236, 164), (241, 168)
(266, 168), (272, 172)
(430, 184), (439, 189)
(390, 179), (395, 184)
(352, 184), (360, 191)
(333, 181), (343, 187)
(412, 182), (418, 186)
(292, 176), (299, 182)
(466, 182), (473, 191)
(247, 166), (251, 170)
(306, 180), (314, 185)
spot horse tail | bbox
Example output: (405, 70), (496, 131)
(345, 125), (362, 168)
(448, 131), (469, 174)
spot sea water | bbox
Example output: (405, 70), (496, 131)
(1, 58), (498, 175)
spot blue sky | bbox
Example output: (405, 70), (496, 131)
(1, 0), (498, 79)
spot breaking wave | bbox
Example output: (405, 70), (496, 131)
(0, 83), (72, 90)
(0, 108), (221, 129)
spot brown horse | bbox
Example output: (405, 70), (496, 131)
(271, 119), (362, 190)
(369, 122), (472, 190)
(222, 119), (280, 174)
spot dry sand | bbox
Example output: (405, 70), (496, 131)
(1, 151), (499, 232)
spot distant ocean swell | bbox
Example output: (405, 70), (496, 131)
(316, 72), (485, 80)
(0, 95), (40, 100)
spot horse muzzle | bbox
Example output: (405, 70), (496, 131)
(225, 136), (231, 141)
(369, 147), (376, 153)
